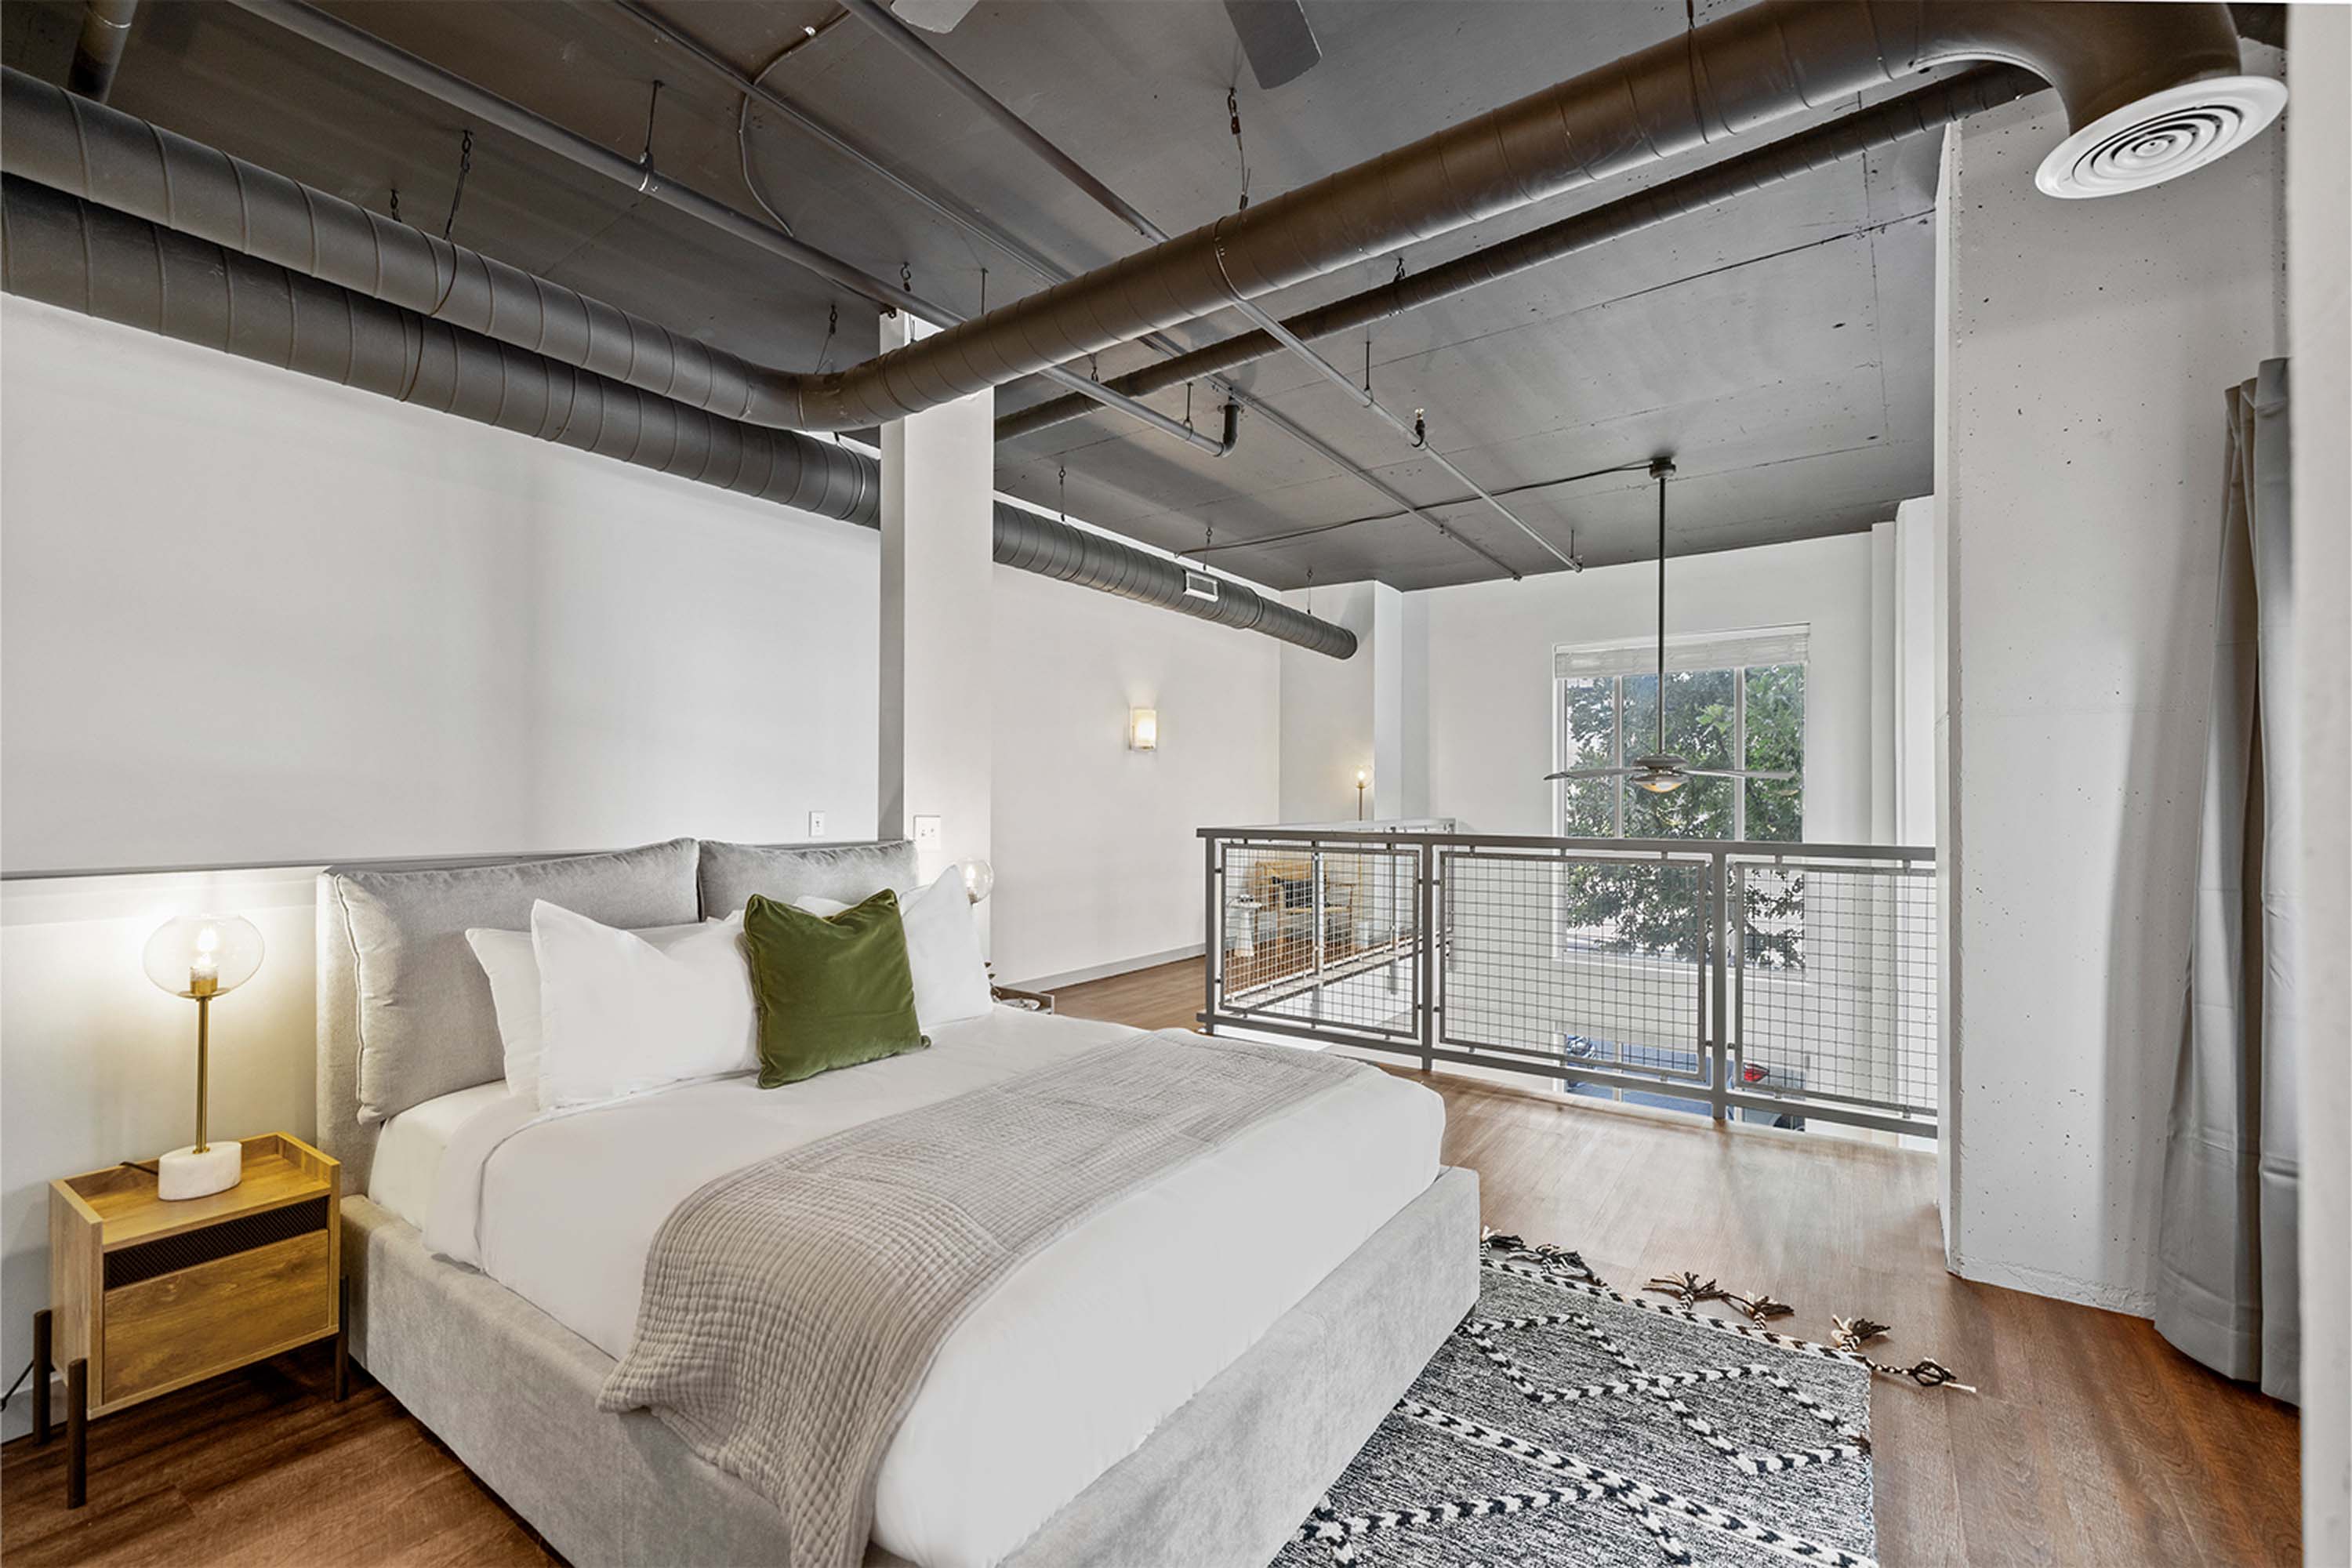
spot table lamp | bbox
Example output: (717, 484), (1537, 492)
(141, 913), (263, 1200)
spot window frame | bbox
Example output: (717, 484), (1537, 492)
(1550, 630), (1807, 844)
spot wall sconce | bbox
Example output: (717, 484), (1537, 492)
(1356, 767), (1370, 820)
(1129, 707), (1159, 752)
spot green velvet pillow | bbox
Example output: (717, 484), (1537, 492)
(741, 890), (928, 1088)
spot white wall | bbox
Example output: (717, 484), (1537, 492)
(1, 299), (884, 873)
(1277, 582), (1377, 822)
(1420, 533), (1883, 843)
(2289, 6), (2350, 1555)
(1936, 67), (2285, 1312)
(989, 560), (1280, 987)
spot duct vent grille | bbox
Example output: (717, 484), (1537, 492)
(2036, 75), (2285, 198)
(1183, 570), (1221, 603)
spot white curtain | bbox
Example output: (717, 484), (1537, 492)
(2155, 359), (2299, 1403)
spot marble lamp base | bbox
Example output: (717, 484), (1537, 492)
(158, 1141), (241, 1200)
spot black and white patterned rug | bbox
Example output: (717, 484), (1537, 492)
(1273, 1240), (1878, 1567)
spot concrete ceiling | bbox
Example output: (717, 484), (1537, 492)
(2, 0), (1969, 592)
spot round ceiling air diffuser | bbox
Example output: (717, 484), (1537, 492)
(2036, 75), (2287, 199)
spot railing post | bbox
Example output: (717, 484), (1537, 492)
(1709, 849), (1730, 1123)
(1310, 844), (1327, 1022)
(1202, 835), (1219, 1036)
(1417, 840), (1437, 1072)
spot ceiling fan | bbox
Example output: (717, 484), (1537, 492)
(1544, 457), (1795, 798)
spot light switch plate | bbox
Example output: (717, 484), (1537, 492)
(913, 815), (943, 851)
(808, 811), (827, 838)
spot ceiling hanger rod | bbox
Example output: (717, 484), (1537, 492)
(1653, 456), (1673, 757)
(228, 0), (1236, 458)
(837, 0), (1565, 576)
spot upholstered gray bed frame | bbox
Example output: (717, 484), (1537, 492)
(316, 838), (1479, 1568)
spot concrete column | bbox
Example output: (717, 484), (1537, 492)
(1933, 54), (2284, 1311)
(1371, 583), (1430, 821)
(878, 313), (993, 942)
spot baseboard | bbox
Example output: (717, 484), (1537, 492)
(1951, 1253), (2155, 1318)
(1011, 942), (1204, 994)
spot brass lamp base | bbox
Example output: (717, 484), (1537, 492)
(158, 1142), (241, 1200)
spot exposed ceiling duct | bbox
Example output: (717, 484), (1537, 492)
(0, 64), (1240, 465)
(771, 0), (2270, 434)
(997, 64), (2045, 445)
(227, 0), (2268, 440)
(0, 175), (1356, 661)
(206, 2), (1236, 462)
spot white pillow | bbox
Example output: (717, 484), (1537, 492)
(528, 902), (757, 1111)
(466, 918), (715, 1104)
(797, 870), (993, 1032)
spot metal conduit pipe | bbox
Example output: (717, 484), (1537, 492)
(779, 0), (2259, 431)
(0, 176), (1354, 659)
(998, 64), (2043, 444)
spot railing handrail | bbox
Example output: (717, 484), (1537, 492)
(1199, 825), (1934, 863)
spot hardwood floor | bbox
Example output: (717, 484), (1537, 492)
(4, 956), (2299, 1566)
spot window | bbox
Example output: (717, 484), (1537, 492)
(1552, 628), (1807, 843)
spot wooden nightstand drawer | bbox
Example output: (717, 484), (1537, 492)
(104, 1229), (333, 1406)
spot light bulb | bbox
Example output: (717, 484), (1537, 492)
(144, 913), (264, 999)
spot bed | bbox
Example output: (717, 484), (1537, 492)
(318, 837), (1479, 1568)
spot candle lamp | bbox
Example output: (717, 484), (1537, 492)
(141, 914), (264, 1200)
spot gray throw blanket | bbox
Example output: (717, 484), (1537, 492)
(597, 1028), (1366, 1568)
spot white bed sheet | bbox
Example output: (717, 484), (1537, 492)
(419, 1007), (1443, 1568)
(368, 1080), (514, 1229)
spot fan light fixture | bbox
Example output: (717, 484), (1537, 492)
(1544, 456), (1795, 799)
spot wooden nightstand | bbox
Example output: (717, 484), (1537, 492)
(34, 1133), (344, 1507)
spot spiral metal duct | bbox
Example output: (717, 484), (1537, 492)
(778, 0), (2256, 432)
(218, 0), (2259, 436)
(0, 67), (806, 430)
(0, 176), (1356, 659)
(998, 64), (2045, 443)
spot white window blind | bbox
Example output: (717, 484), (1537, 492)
(1552, 624), (1809, 681)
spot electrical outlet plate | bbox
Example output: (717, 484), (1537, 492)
(913, 815), (943, 851)
(808, 811), (827, 838)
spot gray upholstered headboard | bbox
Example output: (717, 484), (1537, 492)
(317, 837), (918, 1189)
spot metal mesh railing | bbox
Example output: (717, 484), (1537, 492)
(1202, 827), (1938, 1138)
(1214, 838), (1421, 1040)
(1732, 858), (1938, 1120)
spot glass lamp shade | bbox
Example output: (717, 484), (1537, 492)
(958, 858), (996, 905)
(1634, 771), (1686, 795)
(143, 914), (264, 999)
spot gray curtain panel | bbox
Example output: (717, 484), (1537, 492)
(2156, 359), (2299, 1404)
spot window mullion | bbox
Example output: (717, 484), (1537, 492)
(1733, 668), (1748, 841)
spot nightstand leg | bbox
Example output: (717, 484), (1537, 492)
(31, 1308), (50, 1445)
(65, 1357), (87, 1509)
(334, 1276), (350, 1402)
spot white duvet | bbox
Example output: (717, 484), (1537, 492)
(394, 1008), (1443, 1568)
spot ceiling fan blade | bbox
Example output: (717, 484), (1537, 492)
(1680, 768), (1797, 781)
(1544, 768), (1644, 780)
(1223, 0), (1322, 89)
